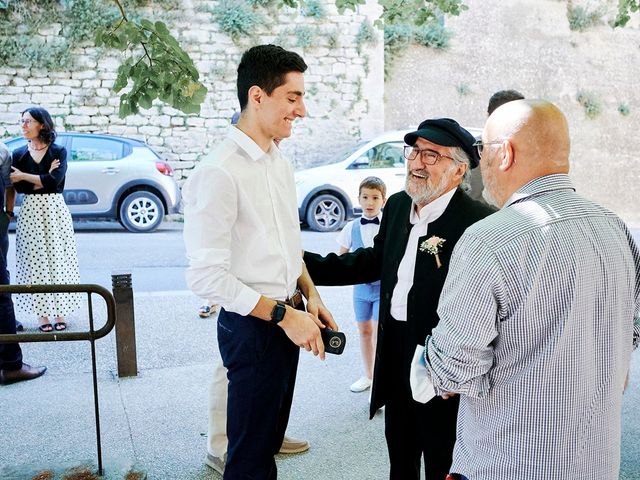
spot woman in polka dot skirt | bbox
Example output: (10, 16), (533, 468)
(10, 107), (80, 332)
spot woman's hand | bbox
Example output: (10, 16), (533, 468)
(9, 166), (24, 183)
(49, 159), (60, 173)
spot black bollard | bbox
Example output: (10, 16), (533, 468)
(112, 272), (138, 377)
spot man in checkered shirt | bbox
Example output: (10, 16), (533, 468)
(413, 99), (640, 480)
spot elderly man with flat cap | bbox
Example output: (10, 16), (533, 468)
(303, 118), (495, 479)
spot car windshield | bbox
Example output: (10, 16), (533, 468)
(332, 139), (369, 163)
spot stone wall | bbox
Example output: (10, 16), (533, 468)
(0, 0), (384, 182)
(384, 0), (640, 225)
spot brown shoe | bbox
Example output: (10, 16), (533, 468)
(205, 453), (225, 475)
(279, 435), (310, 454)
(0, 364), (47, 385)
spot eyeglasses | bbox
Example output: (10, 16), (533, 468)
(403, 146), (454, 165)
(472, 140), (503, 157)
(20, 119), (36, 126)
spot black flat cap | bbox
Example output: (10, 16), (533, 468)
(404, 118), (480, 168)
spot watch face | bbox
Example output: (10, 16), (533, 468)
(271, 302), (286, 323)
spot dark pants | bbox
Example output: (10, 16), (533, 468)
(0, 219), (22, 371)
(218, 308), (300, 480)
(384, 320), (459, 480)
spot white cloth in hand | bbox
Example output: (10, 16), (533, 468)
(409, 345), (436, 404)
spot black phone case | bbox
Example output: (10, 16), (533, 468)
(320, 329), (346, 355)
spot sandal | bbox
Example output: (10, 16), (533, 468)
(38, 323), (53, 333)
(53, 322), (67, 331)
(198, 305), (212, 318)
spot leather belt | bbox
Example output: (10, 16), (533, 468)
(285, 289), (303, 308)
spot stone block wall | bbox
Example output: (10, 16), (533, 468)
(0, 0), (384, 183)
(384, 0), (640, 225)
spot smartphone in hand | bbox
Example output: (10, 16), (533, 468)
(320, 329), (346, 355)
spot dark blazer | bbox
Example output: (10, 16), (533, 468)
(304, 188), (496, 418)
(11, 143), (68, 194)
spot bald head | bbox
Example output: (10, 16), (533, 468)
(480, 100), (571, 207)
(489, 99), (570, 170)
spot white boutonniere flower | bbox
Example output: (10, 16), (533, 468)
(419, 235), (446, 269)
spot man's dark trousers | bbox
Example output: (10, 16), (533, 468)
(0, 217), (22, 371)
(218, 308), (299, 479)
(384, 320), (458, 480)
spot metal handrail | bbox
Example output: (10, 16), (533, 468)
(0, 283), (117, 476)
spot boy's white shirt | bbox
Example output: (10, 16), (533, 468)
(335, 213), (382, 250)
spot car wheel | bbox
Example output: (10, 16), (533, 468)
(305, 194), (345, 232)
(119, 191), (164, 233)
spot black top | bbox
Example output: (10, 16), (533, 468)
(11, 143), (68, 194)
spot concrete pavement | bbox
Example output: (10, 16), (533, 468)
(0, 287), (389, 480)
(1, 285), (639, 479)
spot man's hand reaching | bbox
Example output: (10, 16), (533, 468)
(306, 294), (338, 331)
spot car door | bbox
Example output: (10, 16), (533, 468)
(65, 136), (130, 214)
(345, 141), (406, 213)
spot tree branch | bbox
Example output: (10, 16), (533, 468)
(112, 0), (128, 22)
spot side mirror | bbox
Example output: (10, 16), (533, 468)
(350, 156), (369, 168)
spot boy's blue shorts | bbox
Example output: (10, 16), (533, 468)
(353, 282), (380, 322)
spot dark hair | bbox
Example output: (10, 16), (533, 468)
(359, 176), (386, 198)
(22, 106), (56, 144)
(236, 44), (307, 111)
(487, 90), (525, 116)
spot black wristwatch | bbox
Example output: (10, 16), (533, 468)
(270, 301), (287, 325)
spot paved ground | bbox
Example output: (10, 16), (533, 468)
(0, 287), (390, 480)
(1, 222), (639, 479)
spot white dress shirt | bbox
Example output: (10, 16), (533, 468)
(390, 188), (456, 321)
(183, 126), (302, 316)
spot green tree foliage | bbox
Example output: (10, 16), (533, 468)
(96, 3), (207, 117)
(0, 0), (115, 69)
(613, 0), (639, 26)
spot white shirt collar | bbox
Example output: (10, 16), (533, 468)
(409, 187), (457, 225)
(228, 125), (269, 161)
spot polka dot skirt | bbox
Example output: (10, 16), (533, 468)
(15, 193), (81, 317)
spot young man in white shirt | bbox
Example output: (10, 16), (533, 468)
(183, 44), (337, 479)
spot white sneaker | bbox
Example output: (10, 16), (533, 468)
(350, 376), (372, 393)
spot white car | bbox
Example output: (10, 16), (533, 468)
(295, 128), (483, 231)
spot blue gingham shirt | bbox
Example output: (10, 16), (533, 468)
(425, 174), (640, 479)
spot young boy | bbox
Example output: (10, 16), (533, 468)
(336, 176), (386, 393)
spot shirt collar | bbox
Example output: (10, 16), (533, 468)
(227, 125), (269, 161)
(409, 187), (457, 225)
(504, 174), (575, 208)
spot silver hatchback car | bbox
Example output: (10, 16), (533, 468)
(5, 132), (181, 232)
